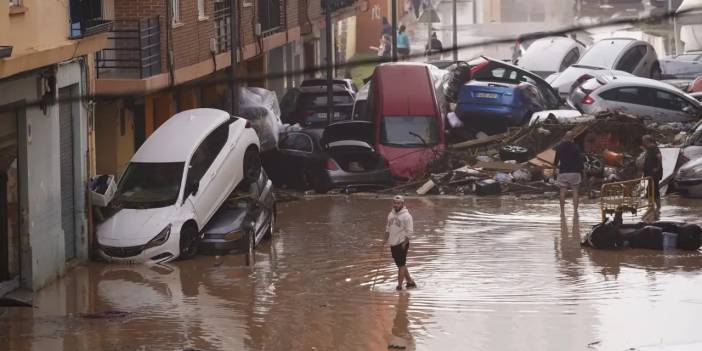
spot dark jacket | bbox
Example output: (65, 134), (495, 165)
(643, 146), (663, 181)
(554, 141), (584, 174)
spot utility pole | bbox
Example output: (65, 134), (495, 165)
(391, 0), (398, 62)
(325, 0), (334, 125)
(229, 0), (239, 116)
(453, 0), (457, 61)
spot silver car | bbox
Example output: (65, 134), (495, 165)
(548, 38), (662, 97)
(660, 51), (702, 79)
(569, 75), (702, 123)
(517, 36), (585, 79)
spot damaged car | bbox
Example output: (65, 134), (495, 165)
(97, 109), (262, 264)
(569, 75), (702, 122)
(199, 169), (275, 255)
(266, 121), (393, 193)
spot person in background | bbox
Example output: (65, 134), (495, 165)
(425, 32), (443, 58)
(381, 17), (393, 38)
(554, 131), (584, 216)
(384, 195), (417, 291)
(642, 134), (663, 211)
(397, 25), (411, 61)
(370, 35), (392, 61)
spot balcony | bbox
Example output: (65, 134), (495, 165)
(259, 0), (284, 36)
(95, 17), (162, 79)
(69, 0), (113, 39)
(213, 2), (231, 54)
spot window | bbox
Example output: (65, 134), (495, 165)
(380, 116), (439, 147)
(652, 89), (697, 112)
(599, 87), (644, 104)
(615, 46), (646, 73)
(116, 162), (185, 209)
(186, 122), (230, 187)
(9, 0), (20, 6)
(279, 133), (314, 153)
(170, 0), (181, 24)
(560, 48), (580, 72)
(197, 0), (206, 19)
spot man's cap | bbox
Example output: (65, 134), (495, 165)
(393, 195), (405, 203)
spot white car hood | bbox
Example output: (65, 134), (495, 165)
(98, 206), (177, 247)
(549, 66), (595, 94)
(678, 156), (702, 178)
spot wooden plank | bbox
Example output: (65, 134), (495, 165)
(473, 161), (523, 172)
(416, 179), (436, 195)
(448, 131), (511, 150)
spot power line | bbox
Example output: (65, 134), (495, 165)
(1, 6), (700, 114)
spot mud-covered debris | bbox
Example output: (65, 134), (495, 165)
(81, 310), (129, 319)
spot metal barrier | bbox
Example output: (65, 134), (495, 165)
(600, 177), (655, 222)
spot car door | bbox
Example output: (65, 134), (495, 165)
(649, 88), (702, 122)
(277, 132), (319, 187)
(184, 122), (230, 227)
(615, 45), (647, 75)
(597, 86), (652, 116)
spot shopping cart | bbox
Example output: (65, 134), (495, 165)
(599, 177), (656, 223)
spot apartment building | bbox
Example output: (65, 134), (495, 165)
(93, 0), (363, 178)
(0, 0), (110, 293)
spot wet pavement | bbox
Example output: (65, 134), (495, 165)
(2, 195), (702, 351)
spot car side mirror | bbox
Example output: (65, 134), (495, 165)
(682, 105), (695, 115)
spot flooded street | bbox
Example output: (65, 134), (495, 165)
(2, 196), (702, 350)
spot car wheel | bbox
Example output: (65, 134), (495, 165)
(650, 63), (662, 80)
(312, 177), (330, 194)
(178, 223), (199, 260)
(499, 145), (531, 163)
(243, 148), (262, 185)
(264, 205), (276, 239)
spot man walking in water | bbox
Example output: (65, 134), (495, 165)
(554, 131), (584, 216)
(385, 195), (417, 291)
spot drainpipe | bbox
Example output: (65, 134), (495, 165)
(166, 2), (175, 87)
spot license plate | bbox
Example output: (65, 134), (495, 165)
(476, 92), (498, 98)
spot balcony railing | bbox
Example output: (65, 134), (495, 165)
(259, 0), (284, 35)
(95, 17), (162, 79)
(69, 0), (113, 39)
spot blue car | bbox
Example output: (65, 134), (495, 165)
(455, 80), (550, 135)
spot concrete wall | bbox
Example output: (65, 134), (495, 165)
(94, 101), (135, 178)
(0, 60), (89, 290)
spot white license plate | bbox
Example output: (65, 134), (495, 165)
(476, 92), (498, 98)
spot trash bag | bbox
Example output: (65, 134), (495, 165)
(239, 87), (283, 152)
(626, 226), (664, 250)
(583, 221), (625, 250)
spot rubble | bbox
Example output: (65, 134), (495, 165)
(401, 111), (681, 198)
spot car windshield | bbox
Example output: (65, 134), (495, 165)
(578, 40), (631, 68)
(116, 162), (185, 209)
(380, 116), (439, 147)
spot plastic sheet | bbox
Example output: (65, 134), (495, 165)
(239, 87), (283, 152)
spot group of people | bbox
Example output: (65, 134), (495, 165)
(554, 132), (663, 217)
(370, 17), (444, 61)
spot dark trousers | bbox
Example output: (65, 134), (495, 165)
(649, 178), (661, 208)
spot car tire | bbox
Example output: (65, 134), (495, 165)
(178, 223), (199, 260)
(499, 145), (531, 163)
(243, 148), (262, 185)
(312, 178), (330, 194)
(650, 63), (662, 80)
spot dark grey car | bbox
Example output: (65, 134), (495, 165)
(199, 169), (275, 255)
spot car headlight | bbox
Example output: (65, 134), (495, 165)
(223, 230), (244, 241)
(145, 224), (171, 249)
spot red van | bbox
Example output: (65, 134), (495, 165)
(367, 63), (445, 179)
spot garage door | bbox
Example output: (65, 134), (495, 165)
(59, 86), (77, 261)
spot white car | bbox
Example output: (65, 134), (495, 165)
(517, 36), (585, 79)
(548, 38), (661, 97)
(569, 75), (702, 123)
(675, 157), (702, 197)
(660, 51), (702, 79)
(97, 108), (261, 264)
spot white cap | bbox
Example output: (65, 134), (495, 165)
(393, 195), (405, 203)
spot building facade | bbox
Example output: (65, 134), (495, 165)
(0, 0), (109, 293)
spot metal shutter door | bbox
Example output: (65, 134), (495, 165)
(59, 86), (76, 260)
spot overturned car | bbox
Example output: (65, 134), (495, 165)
(582, 220), (702, 251)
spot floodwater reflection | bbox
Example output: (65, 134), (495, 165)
(0, 196), (701, 350)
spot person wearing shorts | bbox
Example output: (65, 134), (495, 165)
(554, 131), (584, 215)
(384, 195), (416, 291)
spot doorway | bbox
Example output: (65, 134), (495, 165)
(0, 110), (20, 285)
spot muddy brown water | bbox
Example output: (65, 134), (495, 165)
(1, 196), (702, 351)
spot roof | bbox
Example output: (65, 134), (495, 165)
(132, 108), (231, 163)
(373, 63), (437, 116)
(519, 37), (581, 72)
(598, 75), (688, 91)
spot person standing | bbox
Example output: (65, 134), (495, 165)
(381, 17), (393, 38)
(397, 25), (411, 61)
(554, 131), (584, 215)
(425, 32), (443, 59)
(642, 134), (663, 210)
(384, 195), (417, 291)
(370, 35), (392, 61)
